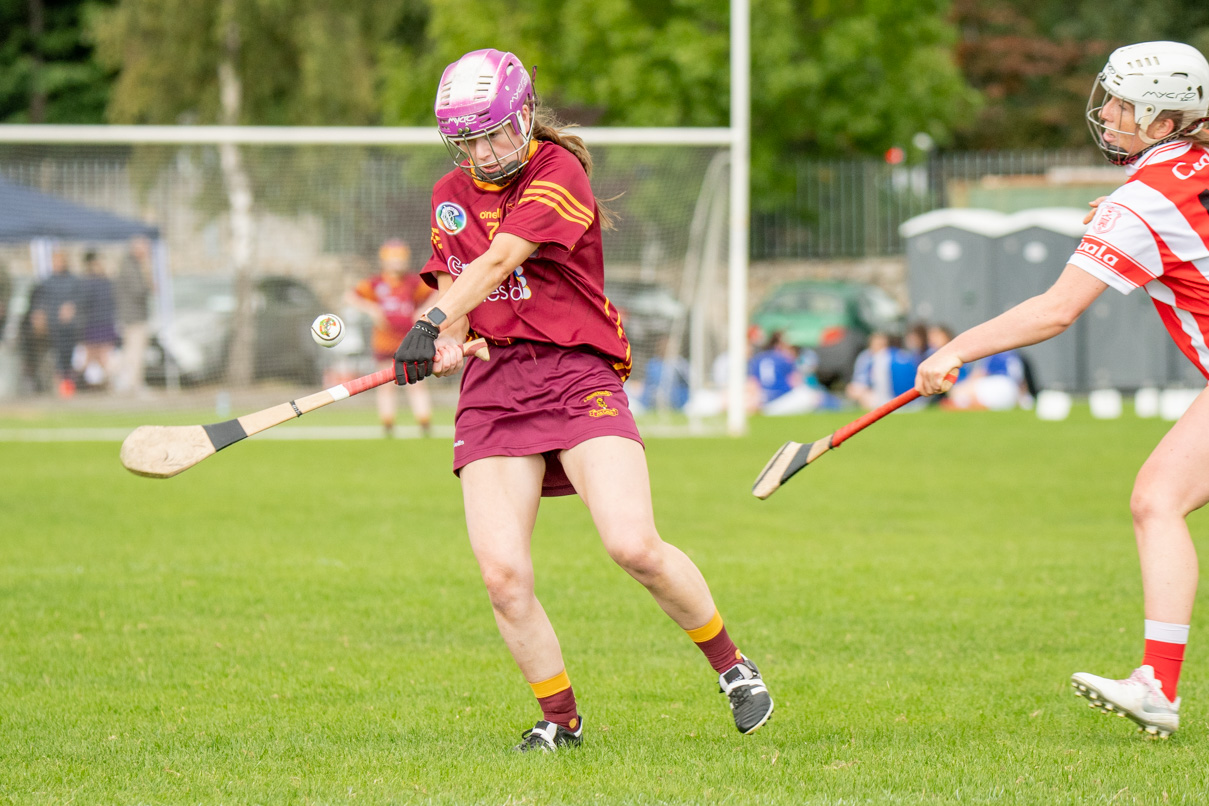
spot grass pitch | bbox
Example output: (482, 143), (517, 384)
(2, 406), (1207, 804)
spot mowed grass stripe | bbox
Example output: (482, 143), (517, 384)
(2, 408), (1206, 804)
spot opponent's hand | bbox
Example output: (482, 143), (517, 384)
(394, 320), (440, 384)
(432, 336), (467, 378)
(915, 351), (963, 396)
(1083, 195), (1107, 225)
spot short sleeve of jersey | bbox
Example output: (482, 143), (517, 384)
(1068, 192), (1164, 294)
(499, 148), (596, 257)
(421, 196), (450, 289)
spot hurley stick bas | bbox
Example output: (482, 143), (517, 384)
(751, 372), (957, 500)
(120, 338), (489, 479)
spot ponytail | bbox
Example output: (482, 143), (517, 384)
(530, 107), (618, 230)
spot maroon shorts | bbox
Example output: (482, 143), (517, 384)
(453, 340), (643, 497)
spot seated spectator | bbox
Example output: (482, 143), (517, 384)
(923, 323), (970, 405)
(904, 322), (929, 361)
(924, 323), (953, 360)
(942, 350), (1032, 411)
(638, 349), (690, 412)
(747, 331), (836, 416)
(846, 332), (919, 410)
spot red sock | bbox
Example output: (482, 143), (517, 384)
(531, 670), (579, 729)
(1143, 639), (1186, 700)
(687, 610), (743, 674)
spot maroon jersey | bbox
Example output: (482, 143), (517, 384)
(353, 273), (432, 357)
(421, 140), (632, 379)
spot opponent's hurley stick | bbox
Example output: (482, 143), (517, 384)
(751, 372), (957, 500)
(120, 338), (489, 479)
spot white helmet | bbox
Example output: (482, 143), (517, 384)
(1086, 41), (1209, 165)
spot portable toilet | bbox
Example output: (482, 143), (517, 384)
(1084, 288), (1172, 391)
(1166, 339), (1209, 387)
(995, 209), (1087, 391)
(900, 209), (1010, 333)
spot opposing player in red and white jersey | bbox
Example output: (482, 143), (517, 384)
(918, 41), (1209, 738)
(391, 48), (774, 751)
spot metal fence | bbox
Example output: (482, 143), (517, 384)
(752, 148), (1123, 260)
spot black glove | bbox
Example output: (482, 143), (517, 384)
(394, 319), (440, 385)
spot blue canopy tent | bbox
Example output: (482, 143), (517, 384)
(0, 175), (176, 387)
(0, 176), (160, 243)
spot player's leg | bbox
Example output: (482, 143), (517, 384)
(1132, 385), (1209, 627)
(405, 379), (433, 437)
(375, 358), (396, 436)
(460, 454), (583, 751)
(559, 435), (773, 734)
(1072, 385), (1209, 737)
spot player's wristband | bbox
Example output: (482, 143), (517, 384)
(412, 319), (439, 340)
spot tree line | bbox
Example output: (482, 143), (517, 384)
(3, 0), (1208, 190)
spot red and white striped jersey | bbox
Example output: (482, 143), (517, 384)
(1068, 141), (1209, 379)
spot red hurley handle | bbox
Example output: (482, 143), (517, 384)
(831, 371), (958, 449)
(340, 338), (489, 397)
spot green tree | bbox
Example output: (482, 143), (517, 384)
(91, 0), (396, 126)
(0, 0), (115, 123)
(951, 0), (1209, 149)
(378, 0), (979, 204)
(90, 0), (408, 383)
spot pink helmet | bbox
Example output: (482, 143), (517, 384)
(435, 49), (535, 184)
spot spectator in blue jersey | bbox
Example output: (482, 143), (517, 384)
(636, 337), (690, 412)
(942, 349), (1031, 411)
(746, 331), (836, 415)
(746, 331), (797, 412)
(846, 331), (920, 410)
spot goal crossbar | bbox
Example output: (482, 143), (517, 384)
(0, 125), (733, 148)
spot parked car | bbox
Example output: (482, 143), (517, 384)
(750, 280), (905, 387)
(604, 279), (686, 354)
(146, 274), (324, 386)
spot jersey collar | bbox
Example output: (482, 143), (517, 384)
(1127, 140), (1194, 176)
(469, 141), (543, 193)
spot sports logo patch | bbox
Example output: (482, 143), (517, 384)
(436, 201), (467, 235)
(584, 390), (619, 418)
(1092, 205), (1122, 234)
(1076, 237), (1131, 271)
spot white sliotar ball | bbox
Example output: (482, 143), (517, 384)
(310, 313), (345, 348)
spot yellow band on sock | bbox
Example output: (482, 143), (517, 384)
(530, 669), (572, 699)
(686, 610), (724, 643)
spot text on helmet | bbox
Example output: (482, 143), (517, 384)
(1141, 90), (1199, 102)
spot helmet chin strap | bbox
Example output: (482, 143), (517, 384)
(472, 160), (522, 184)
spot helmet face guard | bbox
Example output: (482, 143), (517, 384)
(435, 49), (535, 185)
(1086, 41), (1209, 165)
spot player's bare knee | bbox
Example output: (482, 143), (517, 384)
(479, 565), (533, 617)
(1130, 482), (1181, 530)
(607, 536), (665, 581)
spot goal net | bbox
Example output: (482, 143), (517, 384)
(0, 128), (731, 438)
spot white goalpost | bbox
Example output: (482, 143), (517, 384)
(0, 3), (751, 434)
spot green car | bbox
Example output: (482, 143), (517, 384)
(750, 280), (905, 387)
